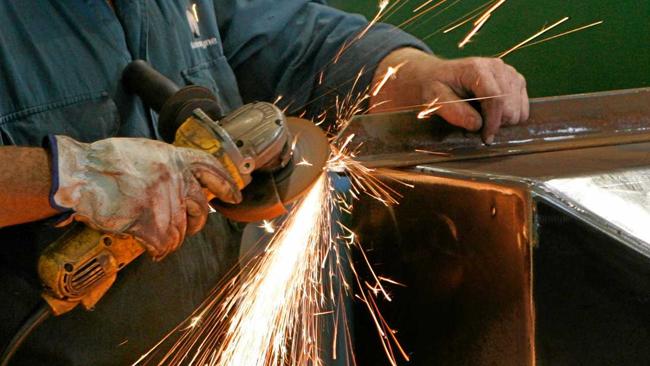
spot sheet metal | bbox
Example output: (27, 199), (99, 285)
(339, 87), (650, 169)
(351, 171), (534, 366)
(345, 87), (650, 258)
(348, 88), (650, 365)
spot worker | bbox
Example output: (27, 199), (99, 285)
(0, 1), (528, 364)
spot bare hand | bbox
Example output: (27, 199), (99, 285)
(370, 48), (529, 144)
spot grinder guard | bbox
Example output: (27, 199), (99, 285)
(212, 117), (329, 222)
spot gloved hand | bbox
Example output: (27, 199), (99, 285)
(48, 135), (242, 260)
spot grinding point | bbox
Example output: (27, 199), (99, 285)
(212, 117), (330, 222)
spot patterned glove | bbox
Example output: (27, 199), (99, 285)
(48, 135), (241, 260)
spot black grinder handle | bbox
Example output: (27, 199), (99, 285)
(122, 60), (180, 112)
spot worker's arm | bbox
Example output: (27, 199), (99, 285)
(0, 138), (240, 259)
(214, 1), (527, 140)
(370, 48), (529, 144)
(214, 0), (429, 118)
(0, 146), (58, 226)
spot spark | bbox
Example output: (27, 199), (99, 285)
(399, 0), (448, 29)
(260, 220), (276, 234)
(334, 0), (393, 62)
(417, 106), (441, 119)
(413, 0), (444, 13)
(296, 158), (314, 167)
(414, 149), (452, 157)
(458, 0), (506, 48)
(427, 0), (497, 39)
(458, 13), (491, 48)
(362, 93), (511, 114)
(443, 7), (487, 34)
(191, 4), (199, 23)
(371, 61), (408, 97)
(417, 97), (441, 119)
(378, 276), (407, 287)
(498, 16), (570, 58)
(475, 0), (506, 26)
(517, 20), (604, 50)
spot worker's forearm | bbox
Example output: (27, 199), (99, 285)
(0, 146), (58, 227)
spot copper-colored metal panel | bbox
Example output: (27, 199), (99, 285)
(344, 87), (650, 365)
(340, 88), (650, 169)
(352, 169), (534, 366)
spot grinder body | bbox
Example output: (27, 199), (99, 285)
(38, 61), (328, 316)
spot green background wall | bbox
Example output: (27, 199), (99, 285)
(329, 0), (650, 97)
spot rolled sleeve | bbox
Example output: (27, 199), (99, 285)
(312, 22), (431, 117)
(215, 1), (430, 119)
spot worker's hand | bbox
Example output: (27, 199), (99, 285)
(370, 48), (529, 144)
(48, 136), (241, 260)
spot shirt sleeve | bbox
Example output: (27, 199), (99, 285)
(214, 0), (431, 119)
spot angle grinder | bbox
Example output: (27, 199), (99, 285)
(41, 61), (329, 316)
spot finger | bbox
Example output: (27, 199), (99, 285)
(194, 166), (242, 204)
(169, 183), (188, 257)
(521, 80), (530, 122)
(182, 149), (242, 204)
(151, 181), (186, 260)
(492, 64), (521, 125)
(185, 179), (209, 236)
(155, 208), (185, 261)
(476, 75), (503, 144)
(428, 82), (483, 131)
(460, 59), (504, 144)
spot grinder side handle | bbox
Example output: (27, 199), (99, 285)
(122, 60), (180, 112)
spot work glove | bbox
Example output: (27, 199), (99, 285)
(48, 135), (242, 260)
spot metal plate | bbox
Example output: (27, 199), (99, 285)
(212, 117), (329, 222)
(339, 88), (650, 168)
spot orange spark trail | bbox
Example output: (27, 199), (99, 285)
(474, 0), (506, 26)
(371, 61), (408, 97)
(422, 0), (493, 40)
(334, 0), (393, 63)
(214, 174), (330, 366)
(417, 97), (441, 119)
(398, 0), (449, 29)
(457, 0), (506, 48)
(413, 0), (439, 13)
(498, 16), (570, 58)
(458, 12), (491, 48)
(517, 20), (604, 50)
(443, 3), (493, 34)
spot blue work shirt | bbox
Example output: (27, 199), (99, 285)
(0, 1), (427, 364)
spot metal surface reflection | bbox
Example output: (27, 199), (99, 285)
(546, 168), (650, 257)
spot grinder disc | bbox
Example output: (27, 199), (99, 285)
(212, 117), (329, 222)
